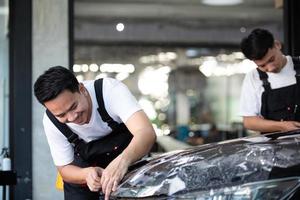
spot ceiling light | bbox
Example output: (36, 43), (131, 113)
(81, 64), (89, 72)
(100, 63), (135, 73)
(201, 0), (243, 6)
(240, 27), (246, 33)
(73, 64), (81, 72)
(89, 63), (99, 72)
(116, 23), (125, 32)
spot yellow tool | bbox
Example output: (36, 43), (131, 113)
(55, 172), (64, 191)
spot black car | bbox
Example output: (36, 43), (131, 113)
(112, 130), (300, 200)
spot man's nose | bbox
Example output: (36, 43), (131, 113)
(67, 111), (78, 122)
(266, 64), (274, 72)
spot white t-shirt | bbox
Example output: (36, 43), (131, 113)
(43, 78), (141, 166)
(239, 56), (296, 117)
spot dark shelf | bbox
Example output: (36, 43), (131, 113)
(0, 171), (17, 185)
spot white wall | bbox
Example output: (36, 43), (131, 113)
(0, 1), (9, 199)
(0, 0), (9, 154)
(32, 0), (69, 199)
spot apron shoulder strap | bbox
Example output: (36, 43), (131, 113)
(94, 79), (120, 131)
(257, 68), (271, 91)
(292, 56), (300, 75)
(46, 109), (83, 147)
(292, 56), (300, 118)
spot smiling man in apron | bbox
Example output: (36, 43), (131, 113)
(34, 66), (156, 200)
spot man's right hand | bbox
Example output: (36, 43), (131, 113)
(85, 167), (103, 192)
(280, 121), (300, 132)
(243, 116), (300, 133)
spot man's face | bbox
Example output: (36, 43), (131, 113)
(254, 41), (285, 73)
(44, 84), (91, 124)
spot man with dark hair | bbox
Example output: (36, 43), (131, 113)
(34, 66), (156, 200)
(239, 28), (300, 133)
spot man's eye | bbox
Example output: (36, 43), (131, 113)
(259, 64), (266, 69)
(71, 104), (77, 111)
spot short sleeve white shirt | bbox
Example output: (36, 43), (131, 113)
(43, 78), (141, 166)
(239, 56), (296, 117)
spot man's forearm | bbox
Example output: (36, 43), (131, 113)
(121, 127), (156, 165)
(57, 164), (91, 184)
(244, 116), (291, 133)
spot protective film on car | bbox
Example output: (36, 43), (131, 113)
(113, 134), (300, 199)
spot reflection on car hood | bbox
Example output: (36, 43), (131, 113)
(113, 131), (300, 199)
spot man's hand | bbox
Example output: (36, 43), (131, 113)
(101, 155), (130, 200)
(99, 110), (156, 200)
(243, 116), (300, 133)
(85, 167), (103, 192)
(280, 121), (300, 131)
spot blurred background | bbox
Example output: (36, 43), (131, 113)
(72, 0), (283, 146)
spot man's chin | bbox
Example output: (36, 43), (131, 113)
(273, 69), (281, 73)
(270, 68), (281, 73)
(77, 120), (86, 125)
(73, 118), (86, 125)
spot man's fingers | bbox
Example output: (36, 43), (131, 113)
(88, 184), (100, 192)
(101, 175), (109, 194)
(105, 180), (113, 200)
(112, 180), (119, 192)
(91, 174), (101, 182)
(102, 176), (120, 199)
(93, 180), (102, 188)
(105, 192), (110, 200)
(87, 177), (102, 192)
(100, 170), (106, 184)
(96, 167), (103, 176)
(291, 121), (300, 128)
(86, 168), (103, 192)
(89, 171), (101, 183)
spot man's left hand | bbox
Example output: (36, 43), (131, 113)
(101, 154), (130, 200)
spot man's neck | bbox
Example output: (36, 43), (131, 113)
(278, 54), (287, 72)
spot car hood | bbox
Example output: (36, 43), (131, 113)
(113, 131), (300, 199)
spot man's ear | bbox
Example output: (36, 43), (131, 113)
(79, 83), (84, 92)
(79, 83), (88, 96)
(274, 40), (282, 50)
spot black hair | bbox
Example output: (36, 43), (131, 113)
(240, 28), (275, 60)
(34, 66), (79, 105)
